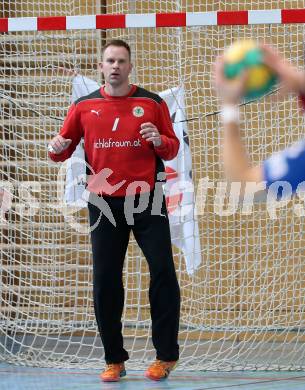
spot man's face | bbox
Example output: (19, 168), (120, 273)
(99, 45), (132, 87)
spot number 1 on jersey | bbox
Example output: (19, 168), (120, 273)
(112, 117), (120, 132)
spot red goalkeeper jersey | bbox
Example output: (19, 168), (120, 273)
(49, 85), (179, 196)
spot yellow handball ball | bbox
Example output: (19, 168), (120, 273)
(223, 40), (277, 101)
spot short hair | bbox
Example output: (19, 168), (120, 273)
(101, 39), (131, 60)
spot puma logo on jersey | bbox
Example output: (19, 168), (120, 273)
(91, 109), (101, 116)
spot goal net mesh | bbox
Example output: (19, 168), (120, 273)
(1, 0), (305, 370)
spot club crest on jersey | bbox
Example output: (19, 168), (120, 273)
(133, 106), (144, 117)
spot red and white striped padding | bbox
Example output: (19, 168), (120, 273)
(1, 9), (305, 32)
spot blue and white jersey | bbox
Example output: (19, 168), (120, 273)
(263, 139), (305, 194)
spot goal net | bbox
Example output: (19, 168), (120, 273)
(1, 0), (305, 370)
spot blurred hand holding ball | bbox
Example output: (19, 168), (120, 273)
(223, 40), (277, 101)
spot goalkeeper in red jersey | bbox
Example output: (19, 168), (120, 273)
(215, 44), (305, 197)
(48, 40), (180, 382)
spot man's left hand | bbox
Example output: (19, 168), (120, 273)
(140, 122), (162, 147)
(214, 55), (248, 105)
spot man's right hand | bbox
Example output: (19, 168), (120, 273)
(261, 44), (305, 95)
(48, 135), (72, 154)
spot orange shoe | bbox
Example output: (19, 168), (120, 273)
(145, 359), (178, 381)
(100, 363), (126, 382)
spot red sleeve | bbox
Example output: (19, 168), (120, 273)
(48, 103), (83, 162)
(154, 99), (180, 161)
(299, 93), (305, 111)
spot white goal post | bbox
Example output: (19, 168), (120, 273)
(1, 1), (305, 370)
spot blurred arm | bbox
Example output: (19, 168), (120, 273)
(214, 55), (264, 183)
(222, 118), (263, 182)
